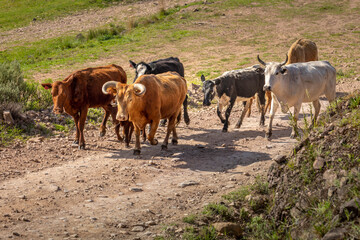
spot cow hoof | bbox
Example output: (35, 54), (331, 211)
(161, 145), (168, 150)
(221, 120), (226, 124)
(172, 139), (178, 145)
(99, 131), (105, 137)
(150, 139), (158, 145)
(235, 124), (241, 129)
(78, 145), (86, 150)
(265, 132), (272, 139)
(133, 149), (141, 155)
(222, 128), (228, 132)
(184, 116), (190, 125)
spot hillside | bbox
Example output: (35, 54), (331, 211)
(0, 0), (360, 239)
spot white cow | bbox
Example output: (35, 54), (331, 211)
(257, 54), (336, 138)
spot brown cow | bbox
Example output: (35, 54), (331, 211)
(102, 72), (187, 155)
(41, 64), (131, 149)
(286, 38), (318, 64)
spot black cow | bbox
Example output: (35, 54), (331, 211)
(201, 65), (266, 132)
(129, 57), (190, 125)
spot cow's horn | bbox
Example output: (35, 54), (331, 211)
(257, 55), (266, 66)
(102, 81), (118, 94)
(133, 83), (146, 96)
(280, 54), (288, 67)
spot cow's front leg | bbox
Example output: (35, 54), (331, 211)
(148, 118), (160, 145)
(246, 99), (253, 117)
(162, 115), (177, 150)
(78, 107), (88, 149)
(72, 113), (80, 146)
(266, 97), (278, 139)
(216, 103), (226, 124)
(108, 105), (123, 142)
(222, 99), (235, 132)
(133, 125), (141, 155)
(290, 104), (301, 139)
(235, 100), (250, 129)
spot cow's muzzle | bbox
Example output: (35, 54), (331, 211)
(53, 107), (64, 114)
(116, 114), (128, 121)
(263, 86), (271, 91)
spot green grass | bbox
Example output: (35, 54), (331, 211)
(0, 125), (26, 146)
(0, 0), (128, 31)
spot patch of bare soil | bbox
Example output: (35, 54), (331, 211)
(0, 80), (355, 239)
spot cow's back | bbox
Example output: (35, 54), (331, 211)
(71, 64), (127, 108)
(287, 39), (318, 64)
(149, 58), (184, 77)
(285, 61), (336, 102)
(218, 67), (264, 98)
(136, 72), (187, 119)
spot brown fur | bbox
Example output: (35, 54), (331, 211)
(286, 39), (318, 64)
(41, 64), (130, 149)
(107, 72), (187, 155)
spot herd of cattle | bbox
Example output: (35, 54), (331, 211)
(41, 38), (336, 155)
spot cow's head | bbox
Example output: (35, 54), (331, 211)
(257, 54), (288, 92)
(41, 81), (70, 114)
(201, 75), (220, 106)
(102, 81), (146, 121)
(129, 60), (153, 82)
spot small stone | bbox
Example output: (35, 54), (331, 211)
(178, 180), (199, 188)
(340, 198), (360, 221)
(145, 221), (156, 226)
(212, 222), (242, 237)
(131, 226), (145, 232)
(129, 187), (143, 192)
(323, 169), (337, 187)
(322, 228), (346, 240)
(273, 155), (287, 164)
(313, 157), (325, 170)
(117, 223), (127, 228)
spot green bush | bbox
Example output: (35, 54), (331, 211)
(0, 61), (28, 104)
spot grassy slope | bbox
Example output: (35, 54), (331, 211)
(0, 0), (127, 31)
(0, 0), (359, 84)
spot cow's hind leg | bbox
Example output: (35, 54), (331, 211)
(235, 101), (250, 129)
(266, 96), (278, 139)
(183, 95), (190, 125)
(247, 98), (253, 117)
(162, 115), (177, 150)
(124, 121), (133, 147)
(160, 119), (167, 127)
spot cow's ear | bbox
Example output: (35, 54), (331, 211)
(213, 79), (221, 85)
(201, 75), (206, 82)
(280, 67), (287, 75)
(129, 60), (136, 69)
(41, 83), (52, 90)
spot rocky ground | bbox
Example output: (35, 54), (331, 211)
(0, 81), (358, 239)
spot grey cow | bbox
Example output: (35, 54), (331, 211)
(201, 65), (266, 132)
(258, 54), (336, 138)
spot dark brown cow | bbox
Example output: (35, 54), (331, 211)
(102, 72), (187, 155)
(41, 64), (131, 149)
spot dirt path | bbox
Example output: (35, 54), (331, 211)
(2, 95), (343, 239)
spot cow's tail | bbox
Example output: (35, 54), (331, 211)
(183, 95), (190, 125)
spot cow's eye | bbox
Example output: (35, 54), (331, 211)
(275, 72), (279, 75)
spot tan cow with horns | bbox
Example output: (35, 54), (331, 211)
(102, 72), (187, 155)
